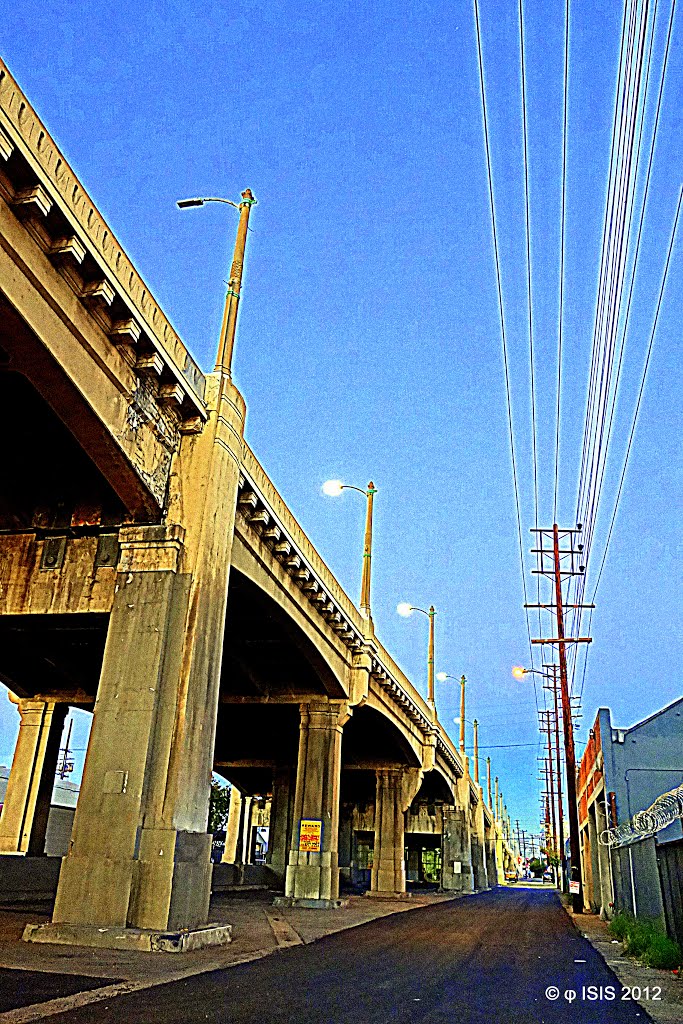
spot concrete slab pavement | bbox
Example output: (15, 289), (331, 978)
(0, 888), (464, 1020)
(565, 906), (683, 1024)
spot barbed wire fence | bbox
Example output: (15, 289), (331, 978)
(598, 783), (683, 848)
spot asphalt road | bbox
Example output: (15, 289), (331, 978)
(46, 888), (653, 1024)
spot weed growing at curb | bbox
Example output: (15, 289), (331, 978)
(608, 912), (682, 970)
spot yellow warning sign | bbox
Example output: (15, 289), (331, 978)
(299, 819), (323, 853)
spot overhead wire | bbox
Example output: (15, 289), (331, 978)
(576, 0), (676, 699)
(473, 0), (541, 720)
(576, 0), (650, 546)
(577, 0), (643, 536)
(518, 0), (544, 658)
(567, 0), (651, 686)
(566, 0), (654, 692)
(553, 0), (571, 523)
(576, 183), (683, 701)
(592, 0), (672, 533)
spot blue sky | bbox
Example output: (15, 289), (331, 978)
(0, 0), (681, 837)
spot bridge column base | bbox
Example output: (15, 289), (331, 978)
(272, 895), (347, 910)
(284, 701), (347, 905)
(441, 807), (474, 893)
(364, 890), (412, 901)
(370, 769), (408, 895)
(24, 920), (232, 953)
(49, 527), (218, 934)
(267, 766), (294, 885)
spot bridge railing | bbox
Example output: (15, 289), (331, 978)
(240, 443), (362, 632)
(240, 443), (466, 779)
(0, 59), (206, 410)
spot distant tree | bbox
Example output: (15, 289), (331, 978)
(529, 858), (544, 878)
(208, 777), (231, 834)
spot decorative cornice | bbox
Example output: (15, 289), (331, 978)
(0, 60), (206, 424)
(236, 471), (366, 655)
(436, 734), (464, 778)
(370, 658), (435, 735)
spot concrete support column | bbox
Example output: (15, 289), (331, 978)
(485, 832), (497, 885)
(495, 827), (506, 883)
(51, 526), (205, 933)
(267, 767), (293, 884)
(442, 769), (474, 893)
(0, 697), (67, 855)
(370, 769), (407, 896)
(25, 366), (246, 954)
(284, 700), (347, 907)
(441, 807), (474, 892)
(470, 788), (489, 891)
(222, 787), (242, 864)
(240, 797), (254, 864)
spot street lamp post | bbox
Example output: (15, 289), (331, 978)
(322, 481), (377, 625)
(473, 718), (479, 785)
(397, 603), (436, 707)
(452, 715), (479, 784)
(176, 190), (257, 379)
(436, 672), (469, 755)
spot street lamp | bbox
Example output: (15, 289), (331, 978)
(322, 481), (377, 624)
(397, 603), (436, 708)
(176, 190), (257, 378)
(452, 714), (480, 784)
(437, 672), (467, 754)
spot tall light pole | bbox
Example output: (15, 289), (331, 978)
(487, 756), (493, 809)
(322, 481), (377, 626)
(436, 671), (470, 755)
(398, 603), (436, 708)
(452, 715), (479, 784)
(473, 718), (479, 785)
(176, 190), (257, 379)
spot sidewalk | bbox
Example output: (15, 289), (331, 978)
(565, 906), (683, 1024)
(0, 889), (460, 1020)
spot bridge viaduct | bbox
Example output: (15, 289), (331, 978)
(0, 60), (517, 950)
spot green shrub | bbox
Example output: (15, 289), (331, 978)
(642, 932), (682, 970)
(623, 919), (655, 957)
(609, 912), (682, 970)
(608, 912), (632, 941)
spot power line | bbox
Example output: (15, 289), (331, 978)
(518, 0), (543, 650)
(567, 0), (655, 694)
(576, 0), (677, 701)
(473, 0), (540, 718)
(553, 0), (571, 522)
(589, 184), (683, 603)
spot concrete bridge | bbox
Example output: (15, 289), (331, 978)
(0, 59), (518, 950)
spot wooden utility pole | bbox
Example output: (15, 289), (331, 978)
(539, 714), (558, 859)
(552, 524), (582, 912)
(529, 525), (591, 912)
(545, 665), (566, 890)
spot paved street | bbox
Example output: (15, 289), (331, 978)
(32, 888), (654, 1024)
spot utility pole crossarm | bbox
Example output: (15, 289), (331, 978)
(531, 638), (592, 645)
